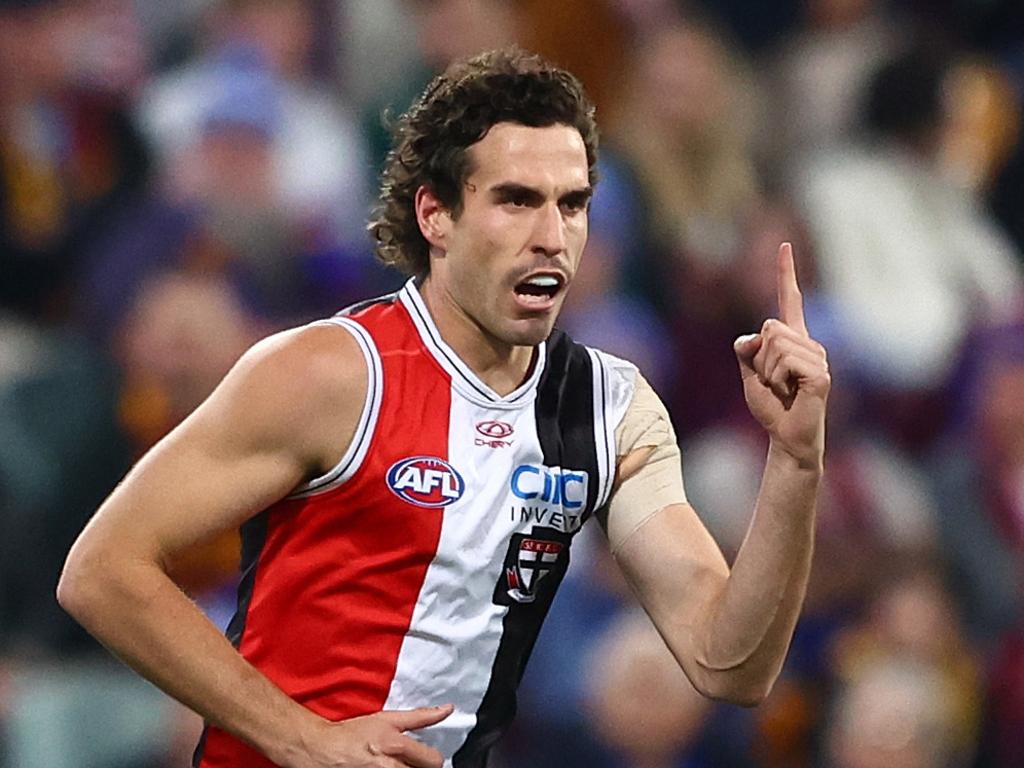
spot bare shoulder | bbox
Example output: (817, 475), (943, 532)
(234, 321), (368, 409)
(195, 320), (370, 478)
(65, 321), (373, 564)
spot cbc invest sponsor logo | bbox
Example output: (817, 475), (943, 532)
(510, 464), (587, 509)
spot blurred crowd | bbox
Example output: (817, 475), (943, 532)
(1, 0), (1023, 766)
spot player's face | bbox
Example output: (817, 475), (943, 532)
(433, 122), (591, 349)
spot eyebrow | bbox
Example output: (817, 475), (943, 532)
(489, 182), (594, 208)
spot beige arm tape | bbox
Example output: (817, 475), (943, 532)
(603, 373), (687, 554)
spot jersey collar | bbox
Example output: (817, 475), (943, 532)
(399, 279), (546, 408)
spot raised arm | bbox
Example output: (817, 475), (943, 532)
(609, 243), (829, 705)
(57, 324), (451, 768)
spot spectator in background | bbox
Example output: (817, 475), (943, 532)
(115, 272), (261, 464)
(790, 46), (1023, 439)
(825, 565), (982, 768)
(137, 0), (371, 248)
(0, 322), (129, 660)
(78, 53), (374, 340)
(761, 0), (899, 172)
(0, 316), (175, 768)
(354, 0), (525, 171)
(611, 14), (761, 276)
(927, 322), (1024, 646)
(587, 611), (714, 768)
(338, 0), (421, 117)
(940, 58), (1020, 196)
(927, 321), (1024, 767)
(825, 659), (961, 768)
(0, 0), (150, 322)
(604, 12), (773, 440)
(942, 54), (1024, 272)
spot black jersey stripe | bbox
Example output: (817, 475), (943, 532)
(453, 330), (600, 767)
(192, 511), (270, 766)
(225, 512), (271, 649)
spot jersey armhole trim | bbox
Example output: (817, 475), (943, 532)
(588, 348), (615, 511)
(588, 348), (639, 513)
(288, 317), (383, 498)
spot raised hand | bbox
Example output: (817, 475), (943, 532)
(292, 705), (454, 768)
(733, 243), (830, 468)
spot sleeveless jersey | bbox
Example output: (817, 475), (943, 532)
(195, 280), (638, 767)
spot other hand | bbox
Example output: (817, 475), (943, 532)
(291, 704), (454, 768)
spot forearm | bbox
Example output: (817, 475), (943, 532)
(695, 441), (820, 695)
(57, 554), (317, 767)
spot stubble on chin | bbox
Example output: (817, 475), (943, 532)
(502, 315), (558, 347)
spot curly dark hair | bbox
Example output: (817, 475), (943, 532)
(369, 47), (599, 277)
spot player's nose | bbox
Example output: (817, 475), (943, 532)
(531, 202), (567, 257)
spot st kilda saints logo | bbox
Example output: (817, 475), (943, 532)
(493, 527), (571, 606)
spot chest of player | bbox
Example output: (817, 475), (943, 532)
(375, 399), (591, 530)
(264, 289), (619, 612)
(334, 383), (593, 597)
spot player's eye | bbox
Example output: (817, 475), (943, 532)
(505, 192), (532, 207)
(560, 195), (590, 214)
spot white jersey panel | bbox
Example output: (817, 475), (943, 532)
(382, 394), (547, 762)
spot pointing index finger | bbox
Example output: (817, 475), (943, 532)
(777, 242), (808, 336)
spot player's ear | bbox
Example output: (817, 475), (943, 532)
(415, 185), (451, 249)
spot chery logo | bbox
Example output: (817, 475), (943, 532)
(475, 420), (514, 448)
(476, 421), (513, 438)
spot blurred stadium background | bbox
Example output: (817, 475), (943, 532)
(1, 0), (1024, 765)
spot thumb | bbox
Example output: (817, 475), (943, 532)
(733, 333), (762, 378)
(377, 704), (454, 732)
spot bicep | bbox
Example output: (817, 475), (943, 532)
(94, 402), (307, 562)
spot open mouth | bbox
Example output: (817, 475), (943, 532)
(514, 273), (564, 308)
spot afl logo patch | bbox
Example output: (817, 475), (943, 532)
(387, 456), (465, 507)
(476, 420), (514, 439)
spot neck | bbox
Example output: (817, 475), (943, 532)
(417, 275), (536, 397)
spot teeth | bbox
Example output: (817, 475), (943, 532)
(526, 276), (559, 287)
